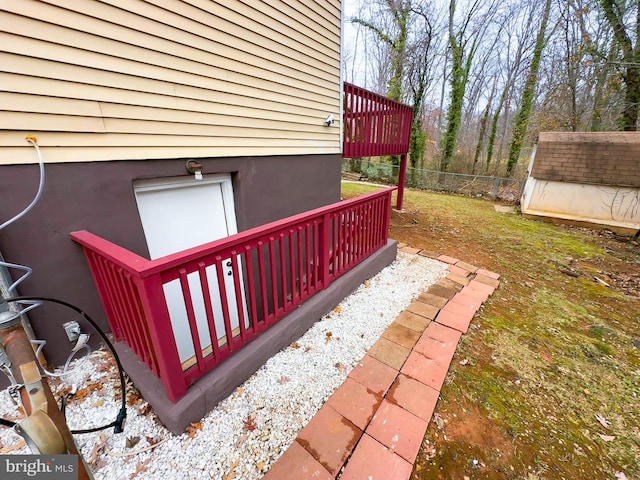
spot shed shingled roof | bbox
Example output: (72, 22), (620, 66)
(531, 132), (640, 188)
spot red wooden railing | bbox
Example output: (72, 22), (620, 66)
(342, 82), (413, 159)
(71, 188), (395, 402)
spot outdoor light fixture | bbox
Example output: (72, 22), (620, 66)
(325, 114), (335, 126)
(185, 160), (203, 180)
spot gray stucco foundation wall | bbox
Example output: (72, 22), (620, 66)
(0, 154), (341, 366)
(114, 239), (398, 435)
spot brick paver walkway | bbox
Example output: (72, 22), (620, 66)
(262, 246), (500, 479)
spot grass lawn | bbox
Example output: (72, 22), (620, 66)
(342, 182), (640, 480)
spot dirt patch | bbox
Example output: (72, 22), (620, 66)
(443, 403), (515, 463)
(415, 396), (517, 480)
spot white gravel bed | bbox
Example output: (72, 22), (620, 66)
(0, 251), (446, 479)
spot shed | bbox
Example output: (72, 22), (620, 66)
(521, 132), (640, 235)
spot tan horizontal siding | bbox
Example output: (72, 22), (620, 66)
(3, 30), (337, 103)
(2, 142), (338, 164)
(21, 1), (339, 85)
(1, 92), (337, 128)
(1, 112), (341, 138)
(0, 130), (336, 147)
(0, 58), (336, 115)
(244, 0), (340, 46)
(0, 0), (342, 165)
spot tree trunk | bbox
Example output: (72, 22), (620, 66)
(599, 0), (640, 130)
(507, 0), (552, 173)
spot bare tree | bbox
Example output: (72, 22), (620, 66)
(440, 0), (498, 171)
(597, 0), (640, 130)
(406, 3), (445, 170)
(351, 0), (412, 101)
(507, 0), (554, 173)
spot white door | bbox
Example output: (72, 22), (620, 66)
(134, 174), (246, 364)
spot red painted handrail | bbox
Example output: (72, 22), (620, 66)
(342, 83), (413, 159)
(71, 188), (396, 402)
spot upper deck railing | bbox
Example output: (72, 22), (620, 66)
(342, 82), (413, 159)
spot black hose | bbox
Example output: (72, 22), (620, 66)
(1, 297), (127, 434)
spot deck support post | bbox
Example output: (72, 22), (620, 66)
(396, 154), (407, 210)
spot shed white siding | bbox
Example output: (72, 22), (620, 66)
(0, 0), (342, 164)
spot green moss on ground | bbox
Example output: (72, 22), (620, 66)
(342, 182), (640, 479)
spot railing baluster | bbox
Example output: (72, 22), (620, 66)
(197, 261), (219, 363)
(120, 272), (156, 371)
(214, 255), (235, 351)
(257, 241), (269, 328)
(279, 233), (288, 310)
(319, 212), (330, 289)
(288, 228), (297, 304)
(244, 245), (258, 333)
(178, 268), (205, 372)
(268, 237), (278, 321)
(90, 254), (124, 340)
(297, 226), (304, 300)
(313, 220), (320, 286)
(230, 250), (247, 342)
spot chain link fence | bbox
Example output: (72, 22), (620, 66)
(342, 159), (522, 203)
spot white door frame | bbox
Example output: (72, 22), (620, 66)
(134, 174), (239, 241)
(134, 174), (247, 364)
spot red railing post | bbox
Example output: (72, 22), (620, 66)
(396, 154), (407, 210)
(135, 274), (187, 402)
(319, 212), (331, 289)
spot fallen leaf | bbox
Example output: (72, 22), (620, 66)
(595, 414), (610, 428)
(92, 399), (105, 408)
(129, 458), (151, 479)
(145, 436), (160, 446)
(277, 376), (290, 385)
(0, 438), (26, 453)
(290, 342), (300, 349)
(186, 422), (203, 438)
(235, 434), (248, 448)
(87, 436), (106, 465)
(598, 434), (615, 442)
(433, 413), (445, 430)
(243, 415), (257, 432)
(236, 387), (245, 396)
(73, 388), (90, 401)
(304, 346), (312, 353)
(334, 306), (341, 314)
(133, 402), (151, 416)
(223, 459), (240, 480)
(126, 436), (141, 449)
(127, 392), (141, 406)
(364, 280), (370, 288)
(325, 331), (333, 343)
(256, 461), (265, 471)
